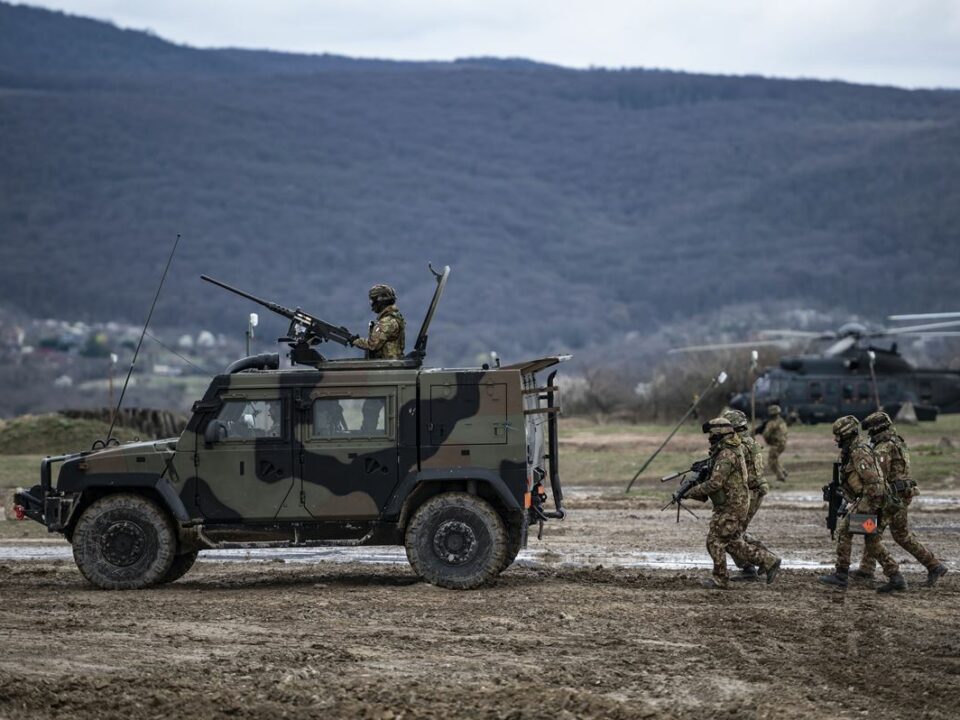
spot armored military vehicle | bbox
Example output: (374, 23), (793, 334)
(14, 267), (568, 590)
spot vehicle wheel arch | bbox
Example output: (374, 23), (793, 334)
(65, 480), (186, 545)
(394, 469), (522, 533)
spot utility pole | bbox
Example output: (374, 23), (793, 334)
(245, 313), (258, 356)
(107, 352), (118, 409)
(867, 350), (882, 411)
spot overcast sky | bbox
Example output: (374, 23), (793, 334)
(21, 0), (960, 89)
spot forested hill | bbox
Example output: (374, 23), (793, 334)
(2, 2), (960, 366)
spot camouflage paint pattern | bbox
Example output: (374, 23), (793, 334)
(40, 356), (559, 550)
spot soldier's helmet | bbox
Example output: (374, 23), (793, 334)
(832, 415), (860, 440)
(368, 284), (397, 303)
(722, 409), (749, 431)
(862, 411), (893, 434)
(702, 417), (735, 437)
(768, 404), (782, 416)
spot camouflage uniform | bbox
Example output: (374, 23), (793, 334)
(762, 406), (788, 482)
(829, 425), (900, 583)
(353, 305), (405, 360)
(722, 410), (770, 571)
(740, 432), (769, 529)
(857, 424), (943, 577)
(352, 284), (406, 360)
(686, 426), (779, 588)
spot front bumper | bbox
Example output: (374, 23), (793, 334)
(13, 453), (83, 532)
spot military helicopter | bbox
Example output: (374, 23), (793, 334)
(671, 318), (960, 424)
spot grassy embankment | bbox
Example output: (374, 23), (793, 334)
(561, 414), (960, 495)
(0, 415), (139, 539)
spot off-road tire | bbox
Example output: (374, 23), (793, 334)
(498, 518), (526, 574)
(405, 492), (507, 590)
(159, 551), (199, 584)
(72, 493), (176, 590)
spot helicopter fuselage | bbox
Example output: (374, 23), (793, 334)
(729, 347), (960, 424)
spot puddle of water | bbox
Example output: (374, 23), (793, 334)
(0, 544), (836, 571)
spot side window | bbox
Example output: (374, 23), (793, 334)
(809, 381), (823, 401)
(842, 384), (854, 401)
(312, 397), (387, 439)
(214, 399), (284, 441)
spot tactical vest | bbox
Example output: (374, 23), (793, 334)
(841, 441), (897, 510)
(739, 433), (766, 490)
(707, 441), (749, 509)
(874, 432), (916, 497)
(372, 308), (405, 360)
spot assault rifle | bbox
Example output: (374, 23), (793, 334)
(822, 461), (847, 539)
(201, 275), (359, 367)
(660, 457), (712, 523)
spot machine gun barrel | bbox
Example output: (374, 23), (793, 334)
(201, 275), (297, 319)
(201, 274), (357, 348)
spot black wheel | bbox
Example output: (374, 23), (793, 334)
(498, 517), (526, 574)
(72, 494), (176, 590)
(159, 551), (199, 584)
(405, 492), (507, 590)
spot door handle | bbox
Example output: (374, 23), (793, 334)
(258, 460), (286, 478)
(348, 452), (358, 459)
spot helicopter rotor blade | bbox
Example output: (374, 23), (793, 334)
(875, 320), (960, 336)
(667, 339), (796, 354)
(889, 312), (960, 322)
(756, 329), (830, 339)
(896, 332), (960, 338)
(823, 336), (858, 356)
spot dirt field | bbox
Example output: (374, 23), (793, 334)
(0, 418), (958, 719)
(1, 486), (958, 720)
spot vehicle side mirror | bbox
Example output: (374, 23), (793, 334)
(204, 419), (227, 445)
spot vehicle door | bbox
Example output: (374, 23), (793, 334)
(297, 386), (400, 519)
(195, 389), (295, 521)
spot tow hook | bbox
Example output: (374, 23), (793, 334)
(14, 504), (26, 521)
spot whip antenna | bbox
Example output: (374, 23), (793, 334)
(100, 233), (182, 448)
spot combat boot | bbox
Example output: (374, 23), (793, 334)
(818, 570), (848, 589)
(765, 558), (782, 585)
(876, 572), (907, 593)
(730, 565), (759, 582)
(925, 564), (948, 587)
(850, 569), (875, 582)
(700, 577), (728, 590)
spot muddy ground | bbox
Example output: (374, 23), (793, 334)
(1, 484), (958, 720)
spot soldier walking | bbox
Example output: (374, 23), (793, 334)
(851, 411), (948, 586)
(761, 404), (789, 482)
(723, 409), (772, 581)
(681, 417), (781, 589)
(819, 415), (906, 593)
